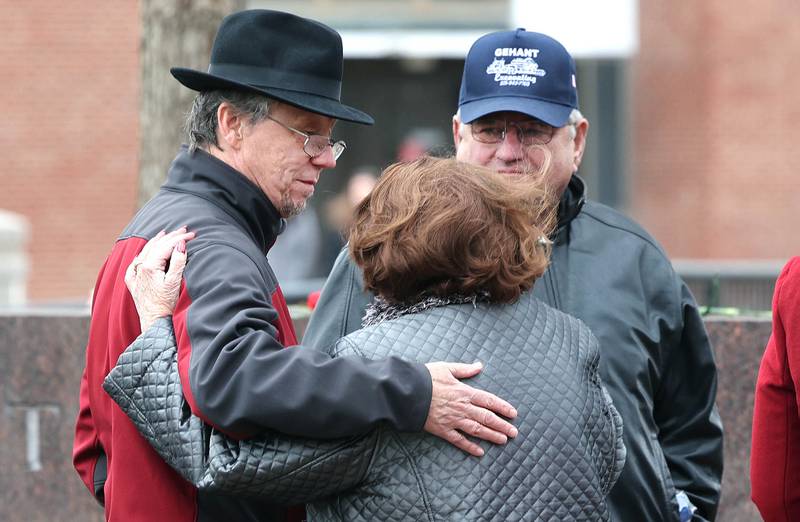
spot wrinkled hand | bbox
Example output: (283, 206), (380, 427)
(125, 227), (195, 332)
(424, 361), (518, 457)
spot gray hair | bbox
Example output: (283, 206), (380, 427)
(566, 109), (584, 140)
(185, 90), (272, 152)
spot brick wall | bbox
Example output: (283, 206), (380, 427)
(632, 0), (800, 259)
(0, 1), (140, 302)
(4, 1), (800, 302)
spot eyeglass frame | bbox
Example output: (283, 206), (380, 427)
(468, 116), (559, 147)
(266, 115), (347, 160)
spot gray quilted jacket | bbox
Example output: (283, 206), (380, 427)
(105, 291), (625, 521)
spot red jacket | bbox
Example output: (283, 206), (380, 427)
(752, 256), (800, 520)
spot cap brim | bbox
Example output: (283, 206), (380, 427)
(171, 67), (374, 125)
(459, 96), (573, 127)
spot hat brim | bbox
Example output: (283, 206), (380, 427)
(459, 96), (573, 127)
(171, 67), (374, 125)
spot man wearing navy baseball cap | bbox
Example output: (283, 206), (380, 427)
(307, 28), (723, 522)
(452, 29), (582, 196)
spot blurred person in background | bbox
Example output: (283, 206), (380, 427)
(395, 127), (448, 161)
(267, 204), (325, 281)
(72, 10), (518, 521)
(305, 28), (723, 521)
(751, 256), (800, 521)
(322, 168), (378, 237)
(318, 168), (379, 273)
(107, 156), (626, 521)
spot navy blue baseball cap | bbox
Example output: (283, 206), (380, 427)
(458, 28), (578, 127)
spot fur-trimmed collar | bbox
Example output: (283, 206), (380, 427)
(362, 292), (490, 327)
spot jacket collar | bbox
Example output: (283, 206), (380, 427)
(163, 146), (286, 253)
(553, 174), (586, 244)
(362, 292), (491, 328)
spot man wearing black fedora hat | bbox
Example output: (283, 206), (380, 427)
(73, 10), (518, 522)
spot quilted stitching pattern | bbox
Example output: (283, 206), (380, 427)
(105, 290), (625, 520)
(307, 293), (625, 521)
(102, 317), (378, 505)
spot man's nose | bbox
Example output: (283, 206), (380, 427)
(311, 146), (337, 169)
(494, 127), (524, 161)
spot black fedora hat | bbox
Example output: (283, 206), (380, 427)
(171, 9), (374, 125)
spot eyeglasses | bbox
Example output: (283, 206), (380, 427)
(469, 118), (556, 146)
(266, 115), (347, 160)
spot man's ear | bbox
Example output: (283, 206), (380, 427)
(216, 102), (244, 150)
(572, 118), (589, 172)
(452, 114), (462, 149)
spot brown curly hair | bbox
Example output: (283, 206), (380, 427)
(348, 156), (556, 304)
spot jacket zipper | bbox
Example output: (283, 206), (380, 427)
(542, 265), (562, 311)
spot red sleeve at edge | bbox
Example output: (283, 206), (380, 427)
(752, 257), (800, 521)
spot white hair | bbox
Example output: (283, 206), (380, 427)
(566, 108), (584, 140)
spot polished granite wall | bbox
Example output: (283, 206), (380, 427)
(0, 314), (102, 522)
(707, 319), (770, 522)
(0, 313), (769, 521)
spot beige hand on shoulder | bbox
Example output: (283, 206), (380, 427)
(424, 361), (519, 457)
(125, 227), (195, 332)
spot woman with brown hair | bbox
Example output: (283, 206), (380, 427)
(350, 156), (553, 310)
(105, 156), (625, 521)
